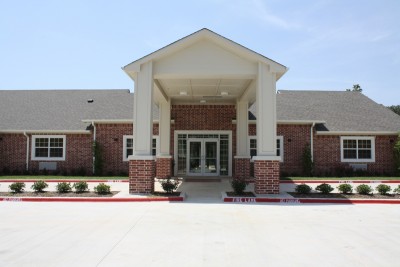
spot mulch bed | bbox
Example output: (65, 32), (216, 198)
(288, 192), (400, 199)
(0, 191), (119, 197)
(150, 191), (181, 197)
(226, 192), (256, 197)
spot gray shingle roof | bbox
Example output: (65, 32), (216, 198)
(1, 89), (399, 133)
(0, 90), (134, 132)
(275, 90), (400, 132)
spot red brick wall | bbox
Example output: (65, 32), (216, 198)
(129, 159), (155, 193)
(156, 157), (172, 178)
(254, 160), (280, 194)
(278, 125), (311, 175)
(0, 134), (27, 173)
(95, 124), (132, 175)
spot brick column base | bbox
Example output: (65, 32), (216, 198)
(234, 157), (251, 180)
(254, 160), (280, 194)
(156, 157), (172, 179)
(129, 159), (155, 194)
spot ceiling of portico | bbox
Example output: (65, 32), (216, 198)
(154, 78), (255, 104)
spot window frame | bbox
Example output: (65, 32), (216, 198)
(249, 136), (284, 162)
(31, 135), (66, 161)
(340, 136), (375, 163)
(123, 135), (159, 161)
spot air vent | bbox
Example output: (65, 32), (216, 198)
(87, 99), (94, 103)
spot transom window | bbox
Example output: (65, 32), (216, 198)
(249, 136), (283, 162)
(341, 136), (375, 162)
(32, 135), (66, 160)
(123, 136), (158, 160)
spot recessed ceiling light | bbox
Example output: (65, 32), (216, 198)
(180, 91), (187, 96)
(200, 100), (206, 103)
(221, 92), (228, 96)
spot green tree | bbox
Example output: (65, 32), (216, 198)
(346, 84), (362, 93)
(388, 105), (400, 116)
(302, 143), (314, 176)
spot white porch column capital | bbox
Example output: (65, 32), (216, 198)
(133, 61), (154, 156)
(256, 62), (277, 156)
(236, 99), (249, 157)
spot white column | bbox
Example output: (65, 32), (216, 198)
(255, 62), (278, 158)
(132, 61), (154, 157)
(236, 100), (249, 157)
(159, 100), (171, 156)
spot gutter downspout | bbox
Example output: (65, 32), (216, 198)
(92, 121), (96, 175)
(310, 123), (315, 162)
(23, 132), (29, 171)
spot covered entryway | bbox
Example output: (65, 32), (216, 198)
(175, 131), (232, 177)
(122, 28), (287, 194)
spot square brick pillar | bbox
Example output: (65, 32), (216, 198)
(234, 157), (251, 180)
(129, 159), (155, 194)
(254, 160), (280, 194)
(156, 156), (172, 179)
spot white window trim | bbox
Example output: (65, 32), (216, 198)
(249, 136), (284, 162)
(31, 135), (66, 161)
(123, 135), (159, 161)
(340, 136), (375, 163)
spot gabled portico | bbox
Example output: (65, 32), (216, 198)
(123, 28), (287, 194)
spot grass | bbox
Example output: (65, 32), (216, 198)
(0, 176), (128, 180)
(281, 176), (400, 181)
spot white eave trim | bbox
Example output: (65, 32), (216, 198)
(0, 130), (91, 134)
(82, 119), (175, 124)
(232, 120), (326, 125)
(317, 131), (399, 136)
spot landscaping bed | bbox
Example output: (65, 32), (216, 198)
(151, 192), (181, 197)
(0, 191), (119, 197)
(288, 192), (400, 199)
(226, 192), (256, 197)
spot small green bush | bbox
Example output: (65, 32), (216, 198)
(160, 178), (180, 194)
(73, 181), (89, 193)
(315, 183), (334, 194)
(376, 184), (391, 195)
(31, 180), (48, 192)
(230, 178), (248, 195)
(94, 183), (111, 195)
(337, 183), (353, 194)
(295, 184), (312, 194)
(356, 184), (373, 195)
(393, 185), (400, 194)
(56, 182), (72, 193)
(9, 182), (25, 193)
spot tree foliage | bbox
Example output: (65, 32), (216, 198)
(302, 143), (314, 176)
(388, 105), (400, 116)
(346, 84), (362, 93)
(394, 135), (400, 176)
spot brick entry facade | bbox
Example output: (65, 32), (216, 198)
(129, 159), (155, 193)
(254, 160), (280, 194)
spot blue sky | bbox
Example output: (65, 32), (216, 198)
(1, 0), (399, 105)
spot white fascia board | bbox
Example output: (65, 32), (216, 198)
(0, 130), (91, 134)
(82, 119), (175, 124)
(316, 131), (399, 136)
(231, 120), (325, 125)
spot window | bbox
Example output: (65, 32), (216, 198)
(32, 135), (66, 160)
(123, 136), (158, 161)
(341, 136), (375, 162)
(249, 136), (283, 162)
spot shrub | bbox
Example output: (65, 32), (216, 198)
(94, 183), (111, 195)
(394, 136), (400, 176)
(337, 183), (353, 194)
(9, 182), (25, 193)
(160, 178), (180, 194)
(356, 184), (373, 195)
(376, 184), (391, 195)
(56, 182), (72, 193)
(230, 178), (248, 195)
(295, 184), (312, 194)
(73, 181), (89, 193)
(31, 180), (48, 192)
(315, 183), (334, 194)
(393, 185), (400, 194)
(302, 144), (314, 176)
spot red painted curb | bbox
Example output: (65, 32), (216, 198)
(0, 197), (183, 202)
(0, 180), (129, 183)
(280, 180), (400, 184)
(224, 197), (400, 204)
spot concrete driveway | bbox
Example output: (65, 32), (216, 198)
(0, 201), (399, 267)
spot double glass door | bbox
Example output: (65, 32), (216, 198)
(188, 139), (218, 176)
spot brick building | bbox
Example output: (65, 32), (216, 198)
(1, 29), (399, 194)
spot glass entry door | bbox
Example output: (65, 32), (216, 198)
(188, 139), (219, 176)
